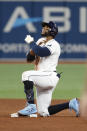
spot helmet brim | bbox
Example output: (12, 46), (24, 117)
(42, 22), (50, 27)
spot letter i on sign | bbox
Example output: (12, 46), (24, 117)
(79, 7), (87, 33)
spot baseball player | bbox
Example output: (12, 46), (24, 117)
(18, 21), (79, 117)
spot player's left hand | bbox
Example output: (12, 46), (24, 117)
(25, 35), (34, 44)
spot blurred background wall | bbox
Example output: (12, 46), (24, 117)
(0, 0), (87, 61)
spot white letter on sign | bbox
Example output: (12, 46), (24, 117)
(79, 7), (87, 33)
(3, 7), (36, 33)
(43, 7), (71, 33)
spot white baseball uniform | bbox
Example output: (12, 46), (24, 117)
(22, 37), (61, 116)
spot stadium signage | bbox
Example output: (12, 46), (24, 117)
(0, 0), (87, 60)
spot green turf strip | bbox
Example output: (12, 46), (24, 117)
(0, 63), (86, 99)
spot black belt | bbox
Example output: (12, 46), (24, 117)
(54, 72), (63, 78)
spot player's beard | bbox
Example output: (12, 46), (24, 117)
(41, 31), (50, 37)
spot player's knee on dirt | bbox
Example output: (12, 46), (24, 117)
(38, 108), (50, 117)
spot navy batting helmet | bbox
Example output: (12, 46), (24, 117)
(42, 21), (58, 37)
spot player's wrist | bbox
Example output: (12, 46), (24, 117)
(30, 50), (35, 56)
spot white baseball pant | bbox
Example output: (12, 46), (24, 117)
(22, 70), (59, 116)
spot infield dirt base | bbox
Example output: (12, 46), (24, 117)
(0, 99), (87, 131)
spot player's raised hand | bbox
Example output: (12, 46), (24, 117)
(25, 35), (34, 44)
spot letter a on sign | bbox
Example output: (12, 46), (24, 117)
(3, 7), (36, 33)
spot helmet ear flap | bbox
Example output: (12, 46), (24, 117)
(49, 26), (58, 37)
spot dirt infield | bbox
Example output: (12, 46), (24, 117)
(0, 60), (87, 64)
(0, 99), (87, 131)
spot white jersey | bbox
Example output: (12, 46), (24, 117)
(22, 38), (61, 117)
(36, 38), (61, 72)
